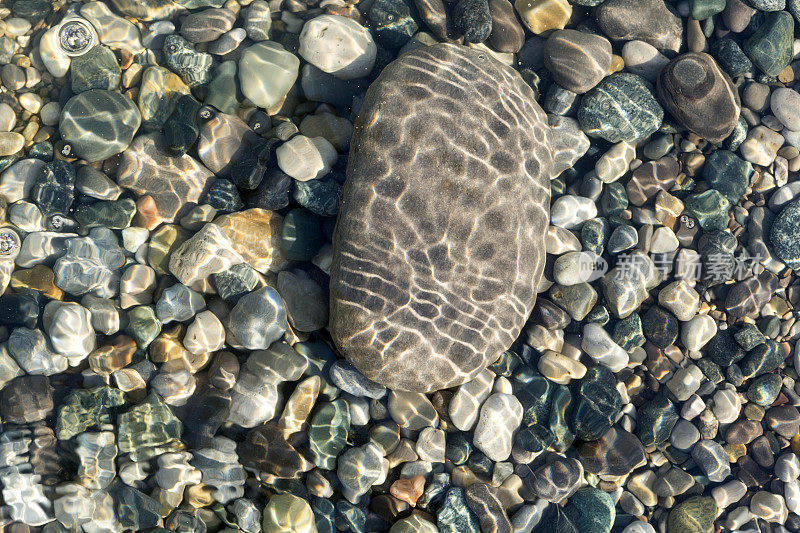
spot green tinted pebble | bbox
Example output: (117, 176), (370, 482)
(548, 283), (598, 322)
(147, 224), (190, 275)
(56, 386), (126, 440)
(164, 94), (202, 157)
(724, 116), (748, 151)
(572, 366), (622, 441)
(125, 305), (161, 348)
(667, 496), (717, 533)
(213, 263), (259, 302)
(695, 358), (724, 384)
(770, 199), (800, 269)
(790, 0), (800, 22)
(710, 38), (753, 78)
(70, 46), (121, 93)
(516, 375), (554, 426)
(549, 385), (574, 452)
(578, 73), (664, 143)
(703, 150), (752, 204)
(757, 315), (781, 338)
(744, 402), (765, 421)
(607, 224), (638, 254)
(740, 340), (784, 379)
(550, 176), (567, 197)
(690, 0), (726, 20)
(514, 423), (554, 455)
(163, 34), (214, 87)
(437, 487), (481, 533)
(584, 305), (610, 325)
(368, 0), (419, 48)
(685, 189), (730, 231)
(335, 500), (366, 533)
(612, 313), (645, 351)
(600, 182), (628, 216)
(581, 218), (609, 255)
(282, 208), (324, 261)
(746, 373), (783, 406)
(60, 90), (141, 163)
(636, 393), (679, 446)
(562, 487), (615, 533)
(744, 11), (794, 76)
(736, 324), (766, 351)
(445, 432), (472, 465)
(309, 398), (350, 470)
(74, 198), (136, 229)
(11, 0), (51, 22)
(117, 392), (182, 453)
(205, 60), (240, 116)
(369, 420), (400, 454)
(487, 350), (522, 377)
(310, 497), (336, 533)
(643, 134), (674, 160)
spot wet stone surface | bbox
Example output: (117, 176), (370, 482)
(1, 0), (800, 531)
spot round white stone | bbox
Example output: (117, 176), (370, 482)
(771, 88), (800, 132)
(276, 135), (338, 182)
(581, 322), (629, 373)
(299, 15), (376, 80)
(239, 41), (300, 113)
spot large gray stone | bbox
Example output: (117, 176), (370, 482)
(329, 43), (552, 392)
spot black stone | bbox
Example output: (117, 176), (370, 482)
(31, 160), (75, 219)
(202, 178), (243, 212)
(452, 0), (492, 43)
(368, 0), (420, 48)
(293, 177), (342, 217)
(571, 366), (623, 441)
(612, 313), (645, 351)
(515, 374), (554, 426)
(0, 291), (40, 328)
(245, 168), (293, 210)
(740, 339), (785, 379)
(642, 305), (679, 349)
(703, 326), (745, 366)
(163, 94), (202, 157)
(636, 393), (679, 446)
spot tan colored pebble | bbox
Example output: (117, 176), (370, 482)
(609, 54), (624, 73)
(537, 350), (586, 384)
(514, 0), (571, 34)
(0, 131), (24, 156)
(18, 92), (42, 114)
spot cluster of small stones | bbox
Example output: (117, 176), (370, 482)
(0, 0), (799, 532)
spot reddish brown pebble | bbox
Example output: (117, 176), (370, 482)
(390, 475), (426, 506)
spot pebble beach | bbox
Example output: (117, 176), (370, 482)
(0, 0), (799, 532)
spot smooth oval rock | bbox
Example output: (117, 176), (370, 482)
(656, 52), (740, 143)
(60, 89), (141, 162)
(298, 14), (376, 80)
(543, 29), (612, 94)
(329, 43), (552, 392)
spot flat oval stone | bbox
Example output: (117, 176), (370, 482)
(578, 73), (663, 143)
(656, 52), (740, 143)
(543, 29), (612, 94)
(60, 89), (141, 162)
(329, 43), (552, 392)
(594, 0), (683, 53)
(770, 199), (800, 269)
